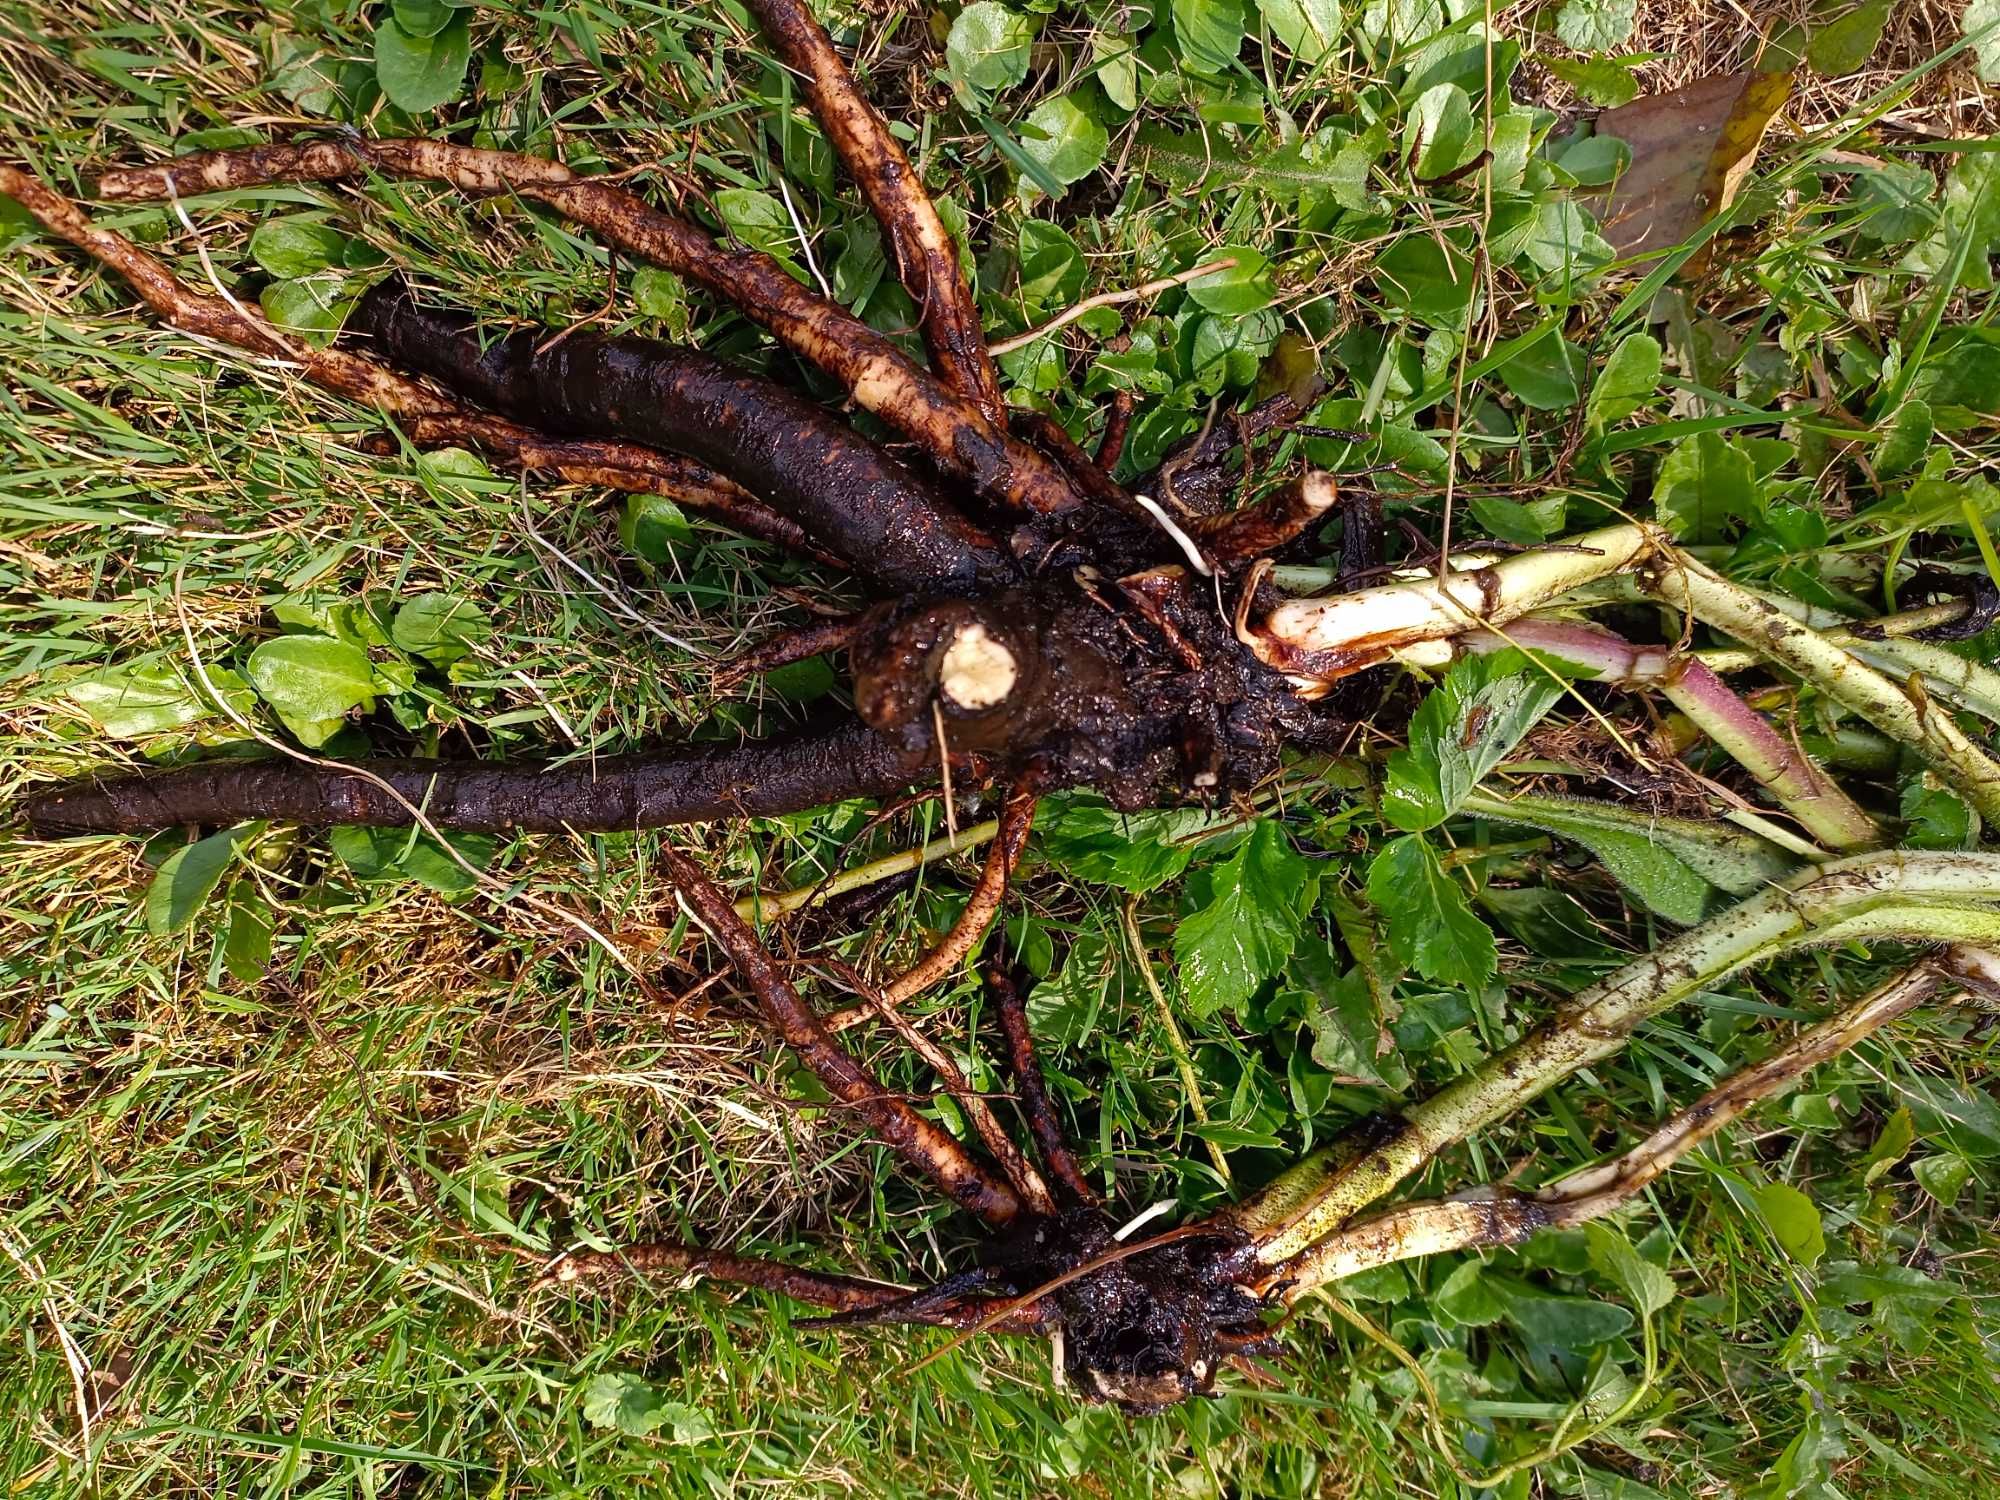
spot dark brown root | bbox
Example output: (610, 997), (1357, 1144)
(745, 0), (1005, 424)
(817, 955), (1056, 1217)
(715, 613), (861, 690)
(658, 842), (1026, 1226)
(986, 964), (1097, 1206)
(358, 421), (830, 563)
(1194, 473), (1340, 568)
(0, 164), (823, 562)
(96, 139), (1085, 517)
(1902, 567), (2000, 641)
(929, 1213), (1266, 1412)
(22, 721), (930, 837)
(849, 572), (1318, 805)
(348, 279), (1013, 594)
(1095, 391), (1136, 470)
(542, 1240), (1048, 1332)
(1143, 392), (1311, 514)
(1008, 408), (1143, 519)
(879, 784), (1036, 1004)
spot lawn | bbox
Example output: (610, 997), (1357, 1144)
(2, 1), (1999, 1495)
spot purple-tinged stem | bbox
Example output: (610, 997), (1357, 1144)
(1469, 619), (1883, 852)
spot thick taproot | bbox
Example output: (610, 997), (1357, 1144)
(96, 140), (1085, 515)
(24, 722), (930, 837)
(348, 280), (1012, 594)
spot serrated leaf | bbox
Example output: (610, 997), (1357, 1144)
(1364, 835), (1496, 991)
(1281, 938), (1408, 1090)
(146, 823), (263, 936)
(1037, 795), (1237, 892)
(1754, 1180), (1826, 1266)
(1556, 0), (1637, 52)
(373, 12), (469, 114)
(1384, 649), (1565, 831)
(1174, 821), (1314, 1017)
(1545, 54), (1641, 107)
(578, 1372), (715, 1441)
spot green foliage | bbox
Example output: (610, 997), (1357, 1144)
(1555, 0), (1638, 52)
(5, 3), (2000, 1495)
(579, 1372), (716, 1441)
(1364, 835), (1496, 990)
(946, 3), (1037, 94)
(145, 823), (264, 935)
(373, 7), (470, 113)
(1174, 820), (1315, 1015)
(1384, 650), (1565, 831)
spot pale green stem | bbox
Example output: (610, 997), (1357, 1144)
(1639, 554), (2000, 823)
(1231, 849), (2000, 1265)
(735, 818), (1000, 921)
(1266, 957), (1947, 1298)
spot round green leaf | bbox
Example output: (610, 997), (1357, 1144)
(258, 277), (356, 344)
(390, 592), (492, 667)
(1187, 246), (1273, 315)
(392, 0), (465, 39)
(245, 634), (377, 722)
(249, 217), (350, 278)
(946, 3), (1036, 93)
(1557, 133), (1631, 187)
(373, 13), (470, 114)
(1020, 96), (1110, 188)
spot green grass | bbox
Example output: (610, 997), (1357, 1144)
(3, 1), (1999, 1495)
